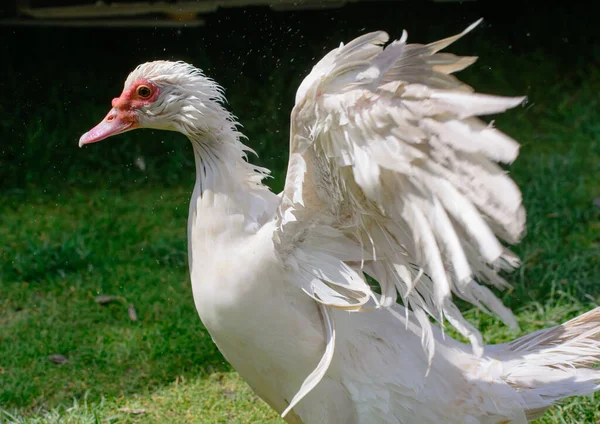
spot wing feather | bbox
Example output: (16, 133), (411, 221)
(273, 19), (527, 415)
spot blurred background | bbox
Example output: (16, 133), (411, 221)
(1, 1), (599, 422)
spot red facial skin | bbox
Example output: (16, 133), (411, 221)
(111, 78), (160, 123)
(79, 79), (160, 147)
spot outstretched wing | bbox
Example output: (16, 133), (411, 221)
(274, 19), (526, 415)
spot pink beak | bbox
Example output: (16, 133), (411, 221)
(79, 108), (136, 147)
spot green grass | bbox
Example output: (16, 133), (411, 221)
(0, 373), (280, 423)
(1, 4), (600, 422)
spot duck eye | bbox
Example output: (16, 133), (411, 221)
(137, 85), (152, 98)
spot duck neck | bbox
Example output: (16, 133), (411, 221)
(185, 118), (272, 239)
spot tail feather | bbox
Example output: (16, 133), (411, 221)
(493, 308), (600, 420)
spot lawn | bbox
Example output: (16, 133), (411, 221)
(1, 3), (599, 423)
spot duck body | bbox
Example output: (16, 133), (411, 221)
(187, 197), (531, 424)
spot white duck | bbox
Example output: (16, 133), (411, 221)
(80, 20), (600, 423)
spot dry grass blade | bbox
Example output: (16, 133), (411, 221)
(128, 304), (138, 321)
(47, 354), (68, 365)
(118, 408), (146, 415)
(95, 295), (122, 305)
